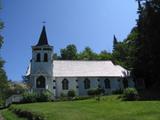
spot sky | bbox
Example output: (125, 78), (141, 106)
(1, 0), (138, 81)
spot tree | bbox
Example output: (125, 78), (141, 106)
(6, 81), (26, 96)
(112, 39), (128, 68)
(0, 22), (4, 47)
(78, 47), (97, 60)
(60, 44), (77, 60)
(53, 53), (60, 60)
(0, 16), (8, 105)
(133, 0), (160, 89)
(112, 27), (138, 70)
(113, 35), (118, 51)
(98, 50), (112, 60)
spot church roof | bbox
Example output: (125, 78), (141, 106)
(26, 60), (130, 78)
(53, 60), (130, 77)
(36, 26), (49, 46)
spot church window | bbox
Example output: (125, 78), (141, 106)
(36, 53), (41, 62)
(53, 80), (56, 82)
(36, 76), (45, 88)
(84, 78), (90, 89)
(33, 48), (41, 51)
(53, 86), (56, 89)
(123, 78), (128, 88)
(104, 79), (110, 89)
(44, 53), (48, 62)
(62, 79), (69, 90)
(43, 48), (52, 51)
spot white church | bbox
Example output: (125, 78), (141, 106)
(24, 26), (134, 97)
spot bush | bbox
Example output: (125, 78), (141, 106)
(123, 88), (138, 101)
(22, 92), (37, 103)
(36, 90), (52, 102)
(74, 96), (91, 100)
(9, 106), (46, 120)
(112, 89), (123, 95)
(87, 88), (104, 96)
(22, 90), (52, 103)
(87, 89), (96, 96)
(0, 99), (4, 107)
(60, 92), (67, 98)
(67, 90), (75, 98)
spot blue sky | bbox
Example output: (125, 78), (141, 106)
(1, 0), (138, 81)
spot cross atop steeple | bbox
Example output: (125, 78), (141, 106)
(42, 21), (46, 24)
(36, 25), (49, 46)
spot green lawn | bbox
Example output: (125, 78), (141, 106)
(2, 95), (160, 120)
(1, 109), (26, 120)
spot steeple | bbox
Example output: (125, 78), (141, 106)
(36, 26), (49, 46)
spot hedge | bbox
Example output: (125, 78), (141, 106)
(9, 106), (46, 120)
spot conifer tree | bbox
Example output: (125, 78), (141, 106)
(134, 0), (160, 89)
(113, 35), (118, 51)
(0, 18), (8, 104)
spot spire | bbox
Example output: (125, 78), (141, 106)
(113, 35), (118, 51)
(36, 26), (49, 46)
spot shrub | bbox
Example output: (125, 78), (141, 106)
(67, 90), (76, 98)
(87, 89), (96, 96)
(87, 88), (104, 96)
(0, 99), (4, 107)
(97, 88), (105, 95)
(123, 88), (138, 101)
(9, 106), (46, 120)
(112, 89), (123, 95)
(36, 90), (52, 102)
(22, 92), (37, 103)
(60, 92), (67, 98)
(22, 90), (52, 103)
(74, 96), (91, 100)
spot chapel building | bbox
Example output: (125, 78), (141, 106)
(24, 26), (134, 97)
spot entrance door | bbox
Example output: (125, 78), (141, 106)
(36, 76), (45, 88)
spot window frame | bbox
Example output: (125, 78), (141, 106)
(84, 78), (90, 89)
(36, 53), (41, 62)
(62, 79), (69, 90)
(36, 76), (45, 88)
(44, 53), (48, 62)
(104, 79), (111, 89)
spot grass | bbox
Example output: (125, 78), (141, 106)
(1, 109), (26, 120)
(2, 95), (160, 120)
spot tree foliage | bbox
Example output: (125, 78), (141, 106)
(78, 47), (98, 60)
(0, 18), (8, 104)
(133, 0), (160, 89)
(57, 45), (112, 61)
(112, 28), (138, 70)
(98, 50), (112, 60)
(60, 44), (77, 60)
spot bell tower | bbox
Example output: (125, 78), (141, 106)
(30, 26), (54, 91)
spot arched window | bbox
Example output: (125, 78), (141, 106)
(36, 53), (41, 62)
(44, 53), (48, 62)
(84, 78), (90, 89)
(62, 79), (69, 90)
(104, 79), (110, 89)
(123, 78), (128, 88)
(36, 76), (45, 88)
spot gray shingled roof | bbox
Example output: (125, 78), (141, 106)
(53, 60), (130, 77)
(26, 60), (130, 77)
